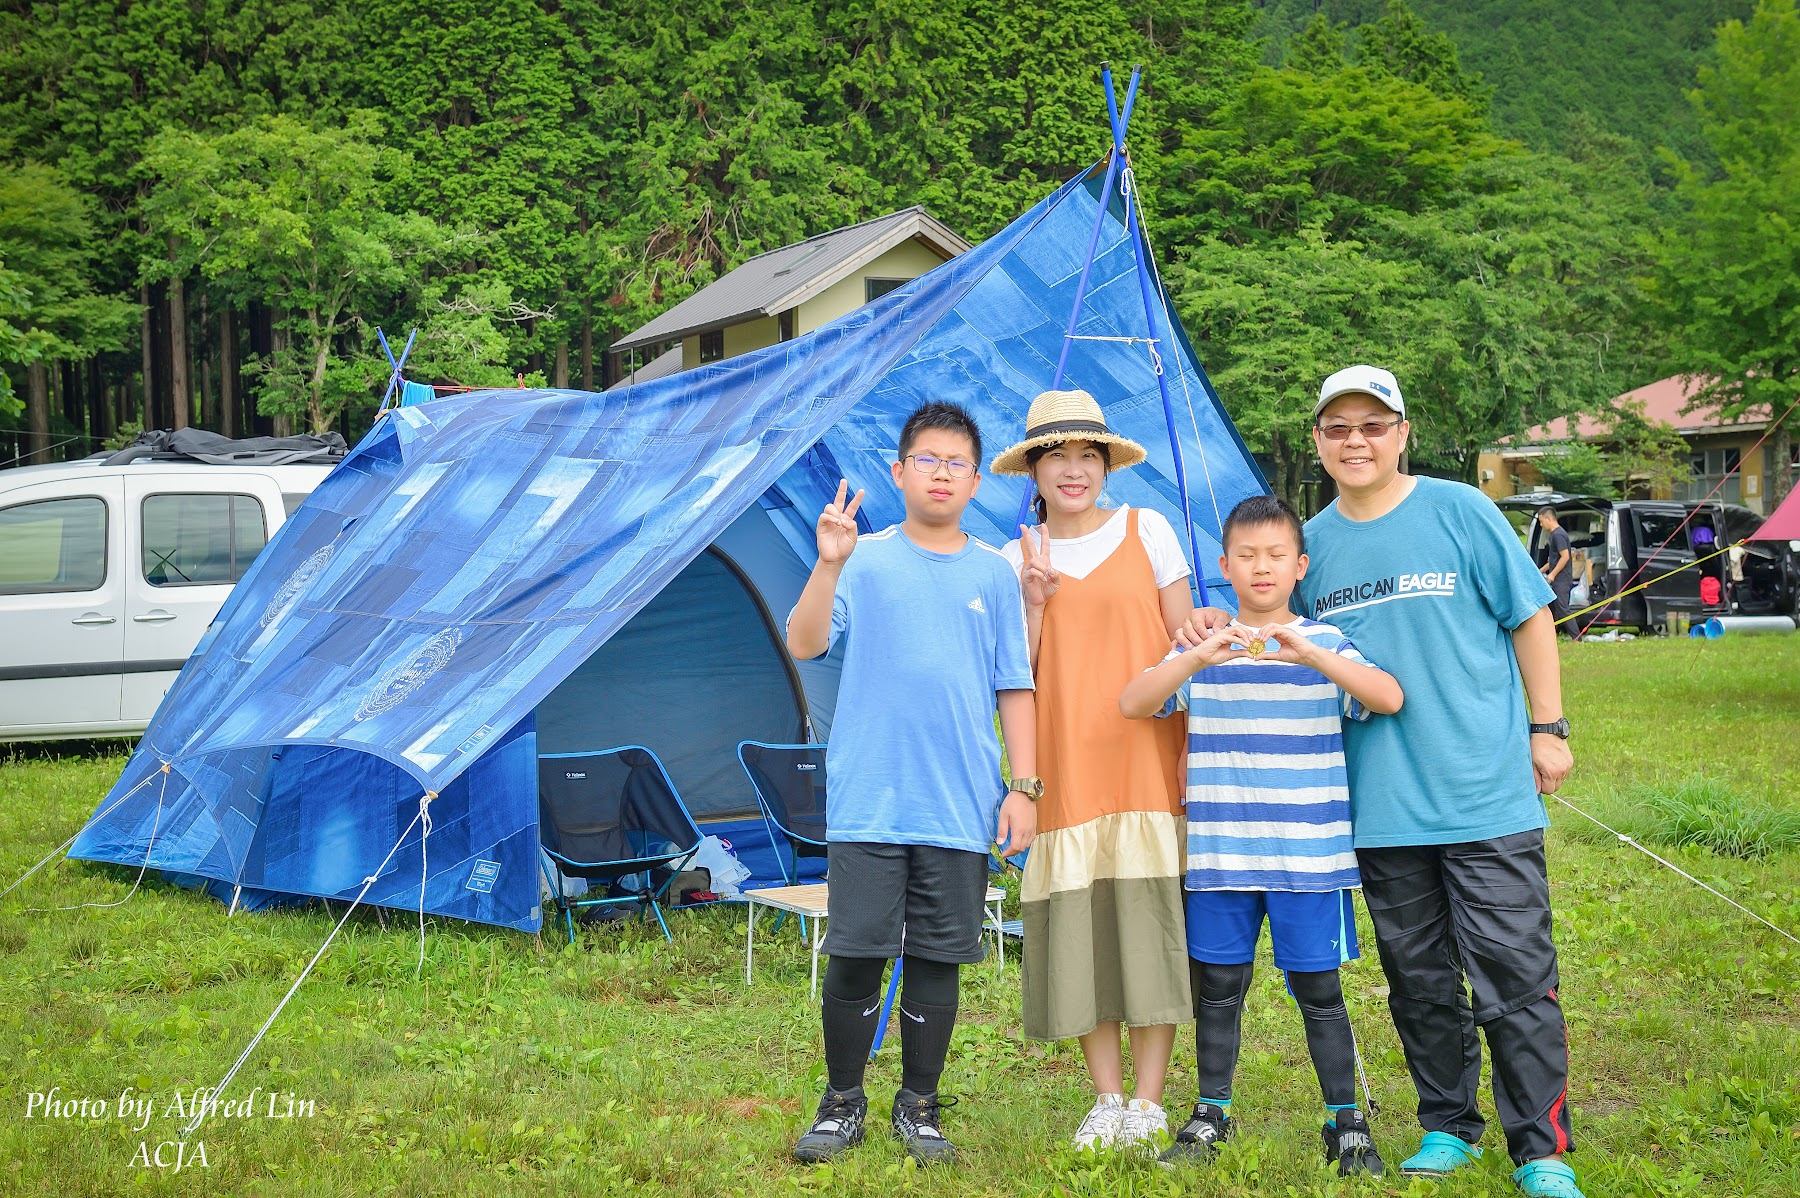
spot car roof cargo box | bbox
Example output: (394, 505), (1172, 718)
(93, 428), (349, 467)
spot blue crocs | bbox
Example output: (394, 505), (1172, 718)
(1513, 1159), (1586, 1198)
(1400, 1130), (1483, 1177)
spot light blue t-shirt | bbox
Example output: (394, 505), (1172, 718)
(795, 525), (1034, 854)
(1299, 477), (1555, 849)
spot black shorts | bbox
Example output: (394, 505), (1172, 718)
(825, 841), (990, 964)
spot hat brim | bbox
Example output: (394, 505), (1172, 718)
(991, 430), (1149, 476)
(1312, 386), (1405, 420)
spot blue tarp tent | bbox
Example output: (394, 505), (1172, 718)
(70, 164), (1266, 932)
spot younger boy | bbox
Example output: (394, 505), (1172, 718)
(1120, 494), (1402, 1175)
(784, 400), (1040, 1166)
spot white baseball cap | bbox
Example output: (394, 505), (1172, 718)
(1314, 365), (1405, 420)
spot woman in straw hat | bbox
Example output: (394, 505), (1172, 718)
(995, 389), (1194, 1153)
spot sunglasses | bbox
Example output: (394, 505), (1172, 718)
(902, 453), (977, 479)
(1316, 417), (1403, 441)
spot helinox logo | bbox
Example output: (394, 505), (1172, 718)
(1367, 380), (1392, 397)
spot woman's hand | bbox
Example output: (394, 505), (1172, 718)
(1018, 524), (1061, 608)
(1173, 606), (1234, 649)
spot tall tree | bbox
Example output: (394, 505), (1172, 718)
(140, 115), (461, 433)
(0, 164), (137, 459)
(1651, 0), (1800, 506)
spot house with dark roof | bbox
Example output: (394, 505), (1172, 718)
(1478, 374), (1796, 514)
(607, 207), (970, 388)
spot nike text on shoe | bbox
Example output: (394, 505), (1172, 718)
(1071, 1093), (1125, 1151)
(1158, 1101), (1230, 1165)
(891, 1088), (957, 1165)
(792, 1086), (867, 1164)
(1322, 1107), (1384, 1177)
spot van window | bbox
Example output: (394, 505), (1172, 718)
(0, 496), (108, 594)
(1634, 510), (1691, 555)
(141, 494), (267, 586)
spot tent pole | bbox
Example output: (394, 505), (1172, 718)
(1114, 67), (1210, 606)
(1019, 64), (1142, 532)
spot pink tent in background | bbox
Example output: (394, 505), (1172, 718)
(1752, 485), (1800, 541)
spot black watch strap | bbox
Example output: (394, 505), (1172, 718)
(1529, 718), (1570, 739)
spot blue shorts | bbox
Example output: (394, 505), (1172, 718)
(1184, 889), (1360, 972)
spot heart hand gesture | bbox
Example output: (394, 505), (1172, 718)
(816, 479), (865, 564)
(1019, 524), (1061, 608)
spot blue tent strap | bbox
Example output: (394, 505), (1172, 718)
(1109, 65), (1209, 606)
(1019, 65), (1210, 607)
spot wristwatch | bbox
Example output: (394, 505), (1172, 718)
(1008, 776), (1045, 801)
(1529, 718), (1571, 739)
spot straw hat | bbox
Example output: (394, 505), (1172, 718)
(991, 389), (1147, 476)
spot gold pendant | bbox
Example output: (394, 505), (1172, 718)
(1247, 636), (1266, 657)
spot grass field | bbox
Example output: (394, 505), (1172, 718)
(2, 635), (1798, 1196)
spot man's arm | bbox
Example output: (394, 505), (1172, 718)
(995, 689), (1038, 853)
(1511, 607), (1573, 794)
(786, 560), (843, 661)
(1544, 545), (1570, 583)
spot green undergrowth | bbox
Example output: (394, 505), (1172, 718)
(1, 636), (1797, 1195)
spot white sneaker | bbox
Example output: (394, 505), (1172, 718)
(1116, 1098), (1169, 1154)
(1072, 1093), (1126, 1150)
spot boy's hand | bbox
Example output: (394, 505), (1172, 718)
(1178, 624), (1247, 669)
(996, 789), (1038, 853)
(1247, 622), (1321, 666)
(816, 478), (865, 564)
(1018, 524), (1061, 608)
(1173, 606), (1234, 649)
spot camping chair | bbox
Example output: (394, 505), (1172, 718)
(737, 741), (828, 936)
(538, 747), (703, 945)
(736, 741), (829, 884)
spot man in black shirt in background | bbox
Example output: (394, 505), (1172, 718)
(1535, 508), (1575, 638)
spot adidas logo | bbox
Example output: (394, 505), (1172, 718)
(967, 596), (985, 614)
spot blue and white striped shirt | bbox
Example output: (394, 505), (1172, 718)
(1162, 617), (1371, 893)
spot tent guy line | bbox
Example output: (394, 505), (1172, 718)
(1549, 792), (1800, 949)
(26, 766), (172, 914)
(182, 790), (435, 1140)
(0, 764), (166, 904)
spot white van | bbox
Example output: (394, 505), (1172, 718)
(0, 434), (342, 742)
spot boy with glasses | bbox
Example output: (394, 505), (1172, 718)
(785, 400), (1040, 1166)
(1298, 366), (1584, 1198)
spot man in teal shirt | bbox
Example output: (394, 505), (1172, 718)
(1296, 366), (1583, 1198)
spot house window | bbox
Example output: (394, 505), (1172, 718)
(699, 330), (724, 363)
(865, 278), (906, 303)
(779, 309), (795, 341)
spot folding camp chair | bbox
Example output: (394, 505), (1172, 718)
(538, 746), (703, 945)
(736, 741), (828, 883)
(737, 741), (828, 937)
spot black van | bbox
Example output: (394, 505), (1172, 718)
(1495, 493), (1800, 631)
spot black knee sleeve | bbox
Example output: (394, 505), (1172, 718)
(823, 954), (887, 1002)
(1192, 960), (1254, 1102)
(1287, 969), (1358, 1108)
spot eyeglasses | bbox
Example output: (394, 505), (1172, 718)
(902, 454), (976, 479)
(1317, 417), (1403, 441)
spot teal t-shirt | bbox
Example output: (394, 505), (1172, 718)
(1299, 477), (1555, 849)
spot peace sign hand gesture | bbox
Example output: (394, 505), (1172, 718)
(816, 479), (865, 564)
(1019, 524), (1061, 608)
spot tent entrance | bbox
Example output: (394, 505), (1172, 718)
(534, 545), (809, 822)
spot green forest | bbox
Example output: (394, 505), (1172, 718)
(1, 0), (1795, 505)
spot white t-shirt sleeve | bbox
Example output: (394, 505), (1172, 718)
(1136, 508), (1193, 589)
(998, 536), (1024, 573)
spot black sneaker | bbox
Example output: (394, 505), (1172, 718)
(1158, 1101), (1231, 1165)
(793, 1086), (867, 1164)
(1322, 1107), (1384, 1177)
(890, 1087), (957, 1165)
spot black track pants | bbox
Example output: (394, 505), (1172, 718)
(1357, 829), (1574, 1164)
